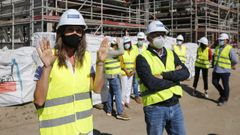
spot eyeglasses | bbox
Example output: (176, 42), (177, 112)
(64, 26), (83, 34)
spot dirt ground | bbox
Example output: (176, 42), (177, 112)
(0, 66), (239, 135)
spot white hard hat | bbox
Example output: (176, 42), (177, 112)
(146, 20), (168, 34)
(218, 33), (229, 40)
(111, 38), (117, 45)
(137, 32), (145, 39)
(176, 34), (184, 41)
(198, 37), (209, 45)
(57, 9), (87, 29)
(123, 36), (131, 43)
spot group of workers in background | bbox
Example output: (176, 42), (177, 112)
(33, 9), (238, 135)
(104, 32), (147, 120)
(173, 32), (238, 106)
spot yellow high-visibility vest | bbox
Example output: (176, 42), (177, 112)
(214, 44), (232, 69)
(195, 47), (210, 69)
(37, 51), (93, 135)
(121, 49), (138, 76)
(104, 57), (121, 75)
(132, 44), (147, 54)
(140, 49), (183, 106)
(173, 45), (187, 64)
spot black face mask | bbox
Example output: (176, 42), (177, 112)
(200, 43), (207, 50)
(62, 34), (81, 49)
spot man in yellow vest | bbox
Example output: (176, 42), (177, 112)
(104, 38), (130, 120)
(173, 34), (187, 64)
(120, 36), (136, 108)
(132, 32), (147, 104)
(212, 33), (238, 106)
(136, 20), (190, 135)
(192, 37), (212, 97)
(34, 9), (109, 135)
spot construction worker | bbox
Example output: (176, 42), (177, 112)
(105, 38), (130, 120)
(120, 36), (136, 108)
(34, 9), (109, 135)
(136, 20), (190, 135)
(173, 34), (187, 64)
(133, 32), (147, 54)
(192, 37), (212, 97)
(132, 32), (147, 104)
(212, 33), (238, 106)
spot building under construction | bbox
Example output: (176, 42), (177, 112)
(0, 0), (239, 48)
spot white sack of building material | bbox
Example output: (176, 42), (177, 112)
(0, 47), (38, 106)
(184, 43), (198, 78)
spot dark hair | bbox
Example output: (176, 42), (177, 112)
(55, 26), (86, 68)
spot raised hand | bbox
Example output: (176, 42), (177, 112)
(37, 38), (57, 67)
(116, 37), (123, 46)
(97, 37), (110, 62)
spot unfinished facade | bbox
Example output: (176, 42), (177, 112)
(147, 0), (239, 45)
(0, 0), (146, 48)
(0, 0), (239, 48)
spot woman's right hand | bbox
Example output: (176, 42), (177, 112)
(37, 38), (57, 67)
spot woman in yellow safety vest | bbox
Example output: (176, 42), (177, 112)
(173, 34), (187, 64)
(120, 36), (137, 108)
(192, 37), (212, 97)
(34, 9), (109, 135)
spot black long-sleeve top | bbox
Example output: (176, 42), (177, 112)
(136, 46), (190, 94)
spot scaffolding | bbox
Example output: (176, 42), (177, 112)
(0, 0), (146, 48)
(145, 0), (239, 45)
(0, 0), (239, 48)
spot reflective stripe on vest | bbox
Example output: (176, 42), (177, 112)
(140, 49), (183, 106)
(104, 58), (121, 75)
(40, 109), (92, 128)
(38, 92), (91, 109)
(37, 51), (93, 135)
(173, 45), (186, 63)
(195, 47), (210, 69)
(214, 45), (232, 69)
(121, 49), (137, 76)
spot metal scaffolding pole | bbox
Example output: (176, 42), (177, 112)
(41, 0), (44, 32)
(195, 0), (198, 42)
(237, 0), (239, 47)
(190, 0), (193, 42)
(11, 0), (15, 49)
(101, 0), (103, 35)
(205, 2), (207, 37)
(144, 0), (149, 27)
(30, 0), (34, 46)
(171, 0), (173, 37)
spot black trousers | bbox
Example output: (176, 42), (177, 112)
(212, 72), (231, 101)
(193, 66), (208, 90)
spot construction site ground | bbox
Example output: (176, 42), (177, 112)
(0, 65), (240, 135)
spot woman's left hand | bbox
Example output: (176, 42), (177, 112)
(97, 37), (110, 62)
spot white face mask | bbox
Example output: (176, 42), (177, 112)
(153, 36), (165, 49)
(124, 43), (131, 49)
(138, 41), (143, 47)
(177, 41), (183, 45)
(219, 40), (225, 46)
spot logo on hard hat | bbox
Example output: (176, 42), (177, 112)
(67, 14), (80, 19)
(156, 24), (164, 27)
